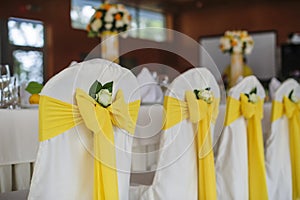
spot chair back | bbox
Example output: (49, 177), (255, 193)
(28, 59), (140, 200)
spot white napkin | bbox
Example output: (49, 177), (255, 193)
(269, 77), (281, 100)
(136, 68), (163, 104)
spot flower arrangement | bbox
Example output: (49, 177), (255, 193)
(220, 30), (254, 55)
(86, 2), (131, 38)
(245, 87), (258, 103)
(89, 80), (113, 107)
(194, 87), (213, 104)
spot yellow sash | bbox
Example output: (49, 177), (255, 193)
(39, 88), (140, 200)
(224, 94), (268, 200)
(163, 91), (219, 200)
(271, 97), (300, 200)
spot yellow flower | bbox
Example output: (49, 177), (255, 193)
(29, 94), (40, 104)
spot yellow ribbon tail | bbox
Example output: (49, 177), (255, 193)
(226, 95), (268, 200)
(163, 93), (219, 200)
(197, 116), (217, 200)
(290, 114), (300, 200)
(283, 97), (300, 200)
(247, 116), (268, 200)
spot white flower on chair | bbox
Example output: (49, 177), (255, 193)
(288, 89), (299, 103)
(89, 80), (113, 108)
(95, 89), (112, 107)
(245, 87), (258, 104)
(194, 87), (214, 104)
(248, 93), (258, 103)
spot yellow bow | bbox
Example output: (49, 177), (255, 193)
(272, 97), (300, 200)
(225, 94), (268, 200)
(163, 91), (219, 200)
(39, 89), (140, 200)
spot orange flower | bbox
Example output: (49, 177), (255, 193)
(115, 13), (122, 20)
(219, 44), (224, 50)
(95, 11), (102, 19)
(103, 4), (111, 10)
(128, 15), (131, 21)
(231, 40), (237, 46)
(86, 24), (91, 32)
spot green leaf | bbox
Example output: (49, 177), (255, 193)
(250, 87), (257, 94)
(25, 82), (43, 94)
(87, 31), (97, 38)
(102, 81), (113, 93)
(194, 89), (200, 99)
(89, 80), (102, 98)
(245, 93), (250, 100)
(288, 89), (294, 100)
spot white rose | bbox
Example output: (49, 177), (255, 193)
(117, 4), (125, 11)
(198, 89), (213, 104)
(244, 45), (253, 54)
(220, 37), (231, 51)
(225, 31), (232, 37)
(249, 93), (258, 103)
(116, 20), (124, 28)
(95, 89), (112, 107)
(91, 19), (102, 32)
(105, 23), (112, 30)
(290, 93), (298, 103)
(107, 7), (118, 15)
(104, 13), (114, 22)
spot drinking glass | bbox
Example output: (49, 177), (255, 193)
(0, 64), (11, 108)
(7, 76), (20, 109)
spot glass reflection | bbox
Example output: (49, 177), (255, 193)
(8, 18), (44, 48)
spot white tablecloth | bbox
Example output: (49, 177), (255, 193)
(0, 108), (39, 193)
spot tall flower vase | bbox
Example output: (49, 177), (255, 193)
(101, 31), (119, 63)
(230, 53), (243, 87)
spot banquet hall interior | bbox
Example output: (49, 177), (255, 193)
(0, 0), (300, 199)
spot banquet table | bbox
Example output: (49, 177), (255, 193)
(0, 103), (272, 192)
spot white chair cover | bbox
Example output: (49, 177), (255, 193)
(265, 78), (299, 200)
(215, 75), (265, 200)
(130, 67), (220, 200)
(28, 59), (140, 200)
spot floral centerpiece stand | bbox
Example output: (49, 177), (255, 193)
(220, 30), (254, 87)
(87, 2), (131, 63)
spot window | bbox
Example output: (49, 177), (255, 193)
(71, 0), (167, 42)
(6, 17), (45, 83)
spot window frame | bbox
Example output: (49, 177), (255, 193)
(0, 17), (46, 83)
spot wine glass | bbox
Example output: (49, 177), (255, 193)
(0, 64), (11, 108)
